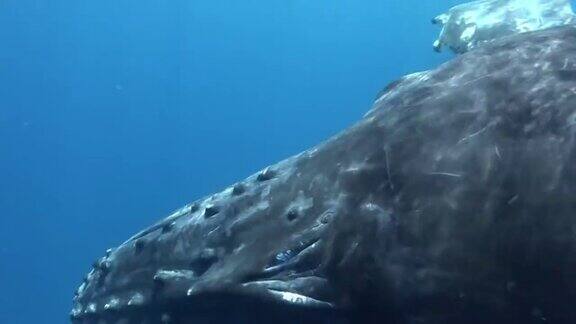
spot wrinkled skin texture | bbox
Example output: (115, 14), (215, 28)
(73, 26), (576, 324)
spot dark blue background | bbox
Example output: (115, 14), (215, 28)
(0, 0), (507, 322)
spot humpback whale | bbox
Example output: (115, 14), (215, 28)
(72, 10), (576, 324)
(432, 0), (575, 53)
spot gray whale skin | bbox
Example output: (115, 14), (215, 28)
(72, 26), (576, 324)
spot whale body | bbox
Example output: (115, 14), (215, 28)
(72, 25), (576, 324)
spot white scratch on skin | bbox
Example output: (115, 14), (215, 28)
(207, 226), (220, 237)
(449, 74), (490, 90)
(458, 125), (488, 144)
(494, 145), (502, 160)
(384, 148), (394, 190)
(427, 172), (463, 178)
(508, 195), (519, 205)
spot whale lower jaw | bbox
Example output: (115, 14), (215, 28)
(72, 290), (343, 324)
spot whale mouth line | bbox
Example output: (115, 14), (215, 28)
(72, 290), (342, 324)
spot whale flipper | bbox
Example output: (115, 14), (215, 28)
(432, 0), (575, 53)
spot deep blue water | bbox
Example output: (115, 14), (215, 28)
(0, 0), (506, 322)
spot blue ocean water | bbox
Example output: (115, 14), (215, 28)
(0, 0), (539, 322)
